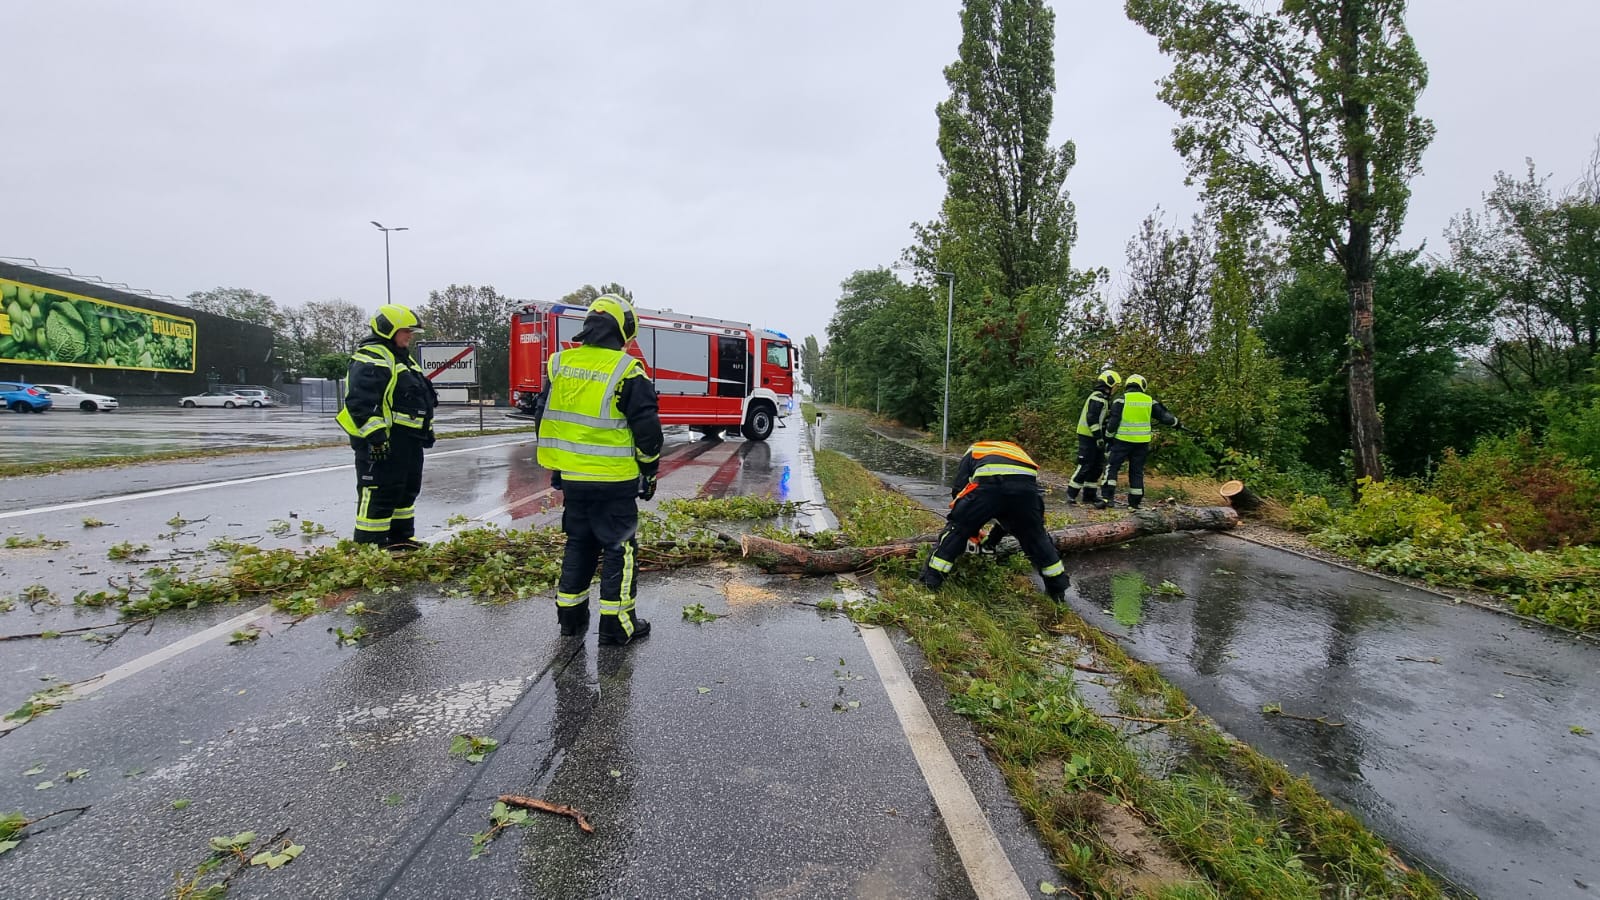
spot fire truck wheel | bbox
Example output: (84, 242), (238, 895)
(740, 403), (776, 441)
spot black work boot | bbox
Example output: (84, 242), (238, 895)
(1066, 488), (1080, 503)
(598, 614), (651, 646)
(1080, 488), (1098, 506)
(557, 602), (590, 637)
(1128, 497), (1142, 510)
(919, 570), (945, 591)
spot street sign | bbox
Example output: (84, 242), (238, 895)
(416, 341), (479, 387)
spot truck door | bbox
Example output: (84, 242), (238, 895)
(716, 335), (748, 398)
(761, 340), (793, 395)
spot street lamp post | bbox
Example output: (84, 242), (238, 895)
(935, 271), (955, 453)
(370, 221), (409, 304)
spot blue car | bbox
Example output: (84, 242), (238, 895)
(0, 381), (54, 413)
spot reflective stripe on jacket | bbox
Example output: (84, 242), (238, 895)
(1076, 390), (1109, 437)
(536, 345), (646, 482)
(968, 440), (1039, 479)
(337, 341), (434, 439)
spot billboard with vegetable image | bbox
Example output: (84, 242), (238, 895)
(0, 277), (196, 372)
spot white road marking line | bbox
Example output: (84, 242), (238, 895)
(0, 604), (275, 735)
(0, 439), (535, 522)
(859, 625), (1030, 900)
(426, 486), (557, 543)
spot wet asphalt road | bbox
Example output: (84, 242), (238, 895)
(0, 405), (514, 464)
(817, 410), (1600, 900)
(0, 419), (1057, 898)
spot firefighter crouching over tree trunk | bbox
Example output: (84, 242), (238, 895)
(919, 441), (1070, 601)
(537, 295), (664, 645)
(1097, 374), (1178, 510)
(337, 304), (438, 549)
(1068, 369), (1121, 505)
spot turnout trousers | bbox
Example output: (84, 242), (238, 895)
(555, 481), (643, 639)
(1067, 434), (1105, 503)
(1101, 440), (1150, 508)
(352, 435), (425, 544)
(920, 477), (1069, 598)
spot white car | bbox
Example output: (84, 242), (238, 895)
(229, 389), (278, 408)
(180, 391), (249, 409)
(36, 384), (119, 412)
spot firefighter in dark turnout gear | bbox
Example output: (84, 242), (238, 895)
(1097, 374), (1178, 509)
(919, 441), (1070, 600)
(337, 304), (437, 548)
(537, 295), (664, 645)
(1068, 370), (1121, 505)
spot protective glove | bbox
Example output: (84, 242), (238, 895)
(638, 474), (658, 501)
(420, 427), (436, 449)
(367, 430), (390, 461)
(550, 470), (563, 491)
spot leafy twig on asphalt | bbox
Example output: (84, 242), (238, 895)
(496, 795), (594, 833)
(1262, 703), (1345, 727)
(0, 618), (153, 642)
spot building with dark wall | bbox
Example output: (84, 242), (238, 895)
(0, 260), (277, 400)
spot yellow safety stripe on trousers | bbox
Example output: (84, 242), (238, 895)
(599, 599), (636, 636)
(1129, 488), (1144, 495)
(356, 488), (389, 532)
(1042, 561), (1065, 577)
(619, 541), (635, 606)
(972, 462), (1038, 479)
(556, 591), (588, 607)
(392, 506), (415, 520)
(928, 556), (955, 573)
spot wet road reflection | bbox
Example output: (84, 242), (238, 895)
(819, 408), (1600, 898)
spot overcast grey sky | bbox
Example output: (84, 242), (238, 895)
(5, 2), (1597, 350)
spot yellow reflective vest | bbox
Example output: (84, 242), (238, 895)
(1115, 391), (1155, 443)
(336, 342), (431, 439)
(537, 345), (646, 482)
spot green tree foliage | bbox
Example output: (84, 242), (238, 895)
(185, 287), (282, 329)
(903, 0), (1096, 436)
(1261, 253), (1504, 475)
(824, 270), (944, 426)
(1448, 153), (1600, 389)
(416, 285), (518, 398)
(1119, 208), (1214, 352)
(1127, 0), (1436, 482)
(800, 335), (823, 397)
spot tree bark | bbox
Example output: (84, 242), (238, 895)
(1340, 0), (1385, 485)
(740, 505), (1240, 575)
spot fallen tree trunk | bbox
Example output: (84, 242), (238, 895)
(1219, 480), (1262, 512)
(741, 505), (1240, 575)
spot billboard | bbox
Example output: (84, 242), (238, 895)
(1, 277), (196, 373)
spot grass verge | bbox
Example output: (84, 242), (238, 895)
(813, 449), (1443, 898)
(0, 426), (537, 479)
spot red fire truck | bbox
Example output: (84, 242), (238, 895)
(509, 302), (795, 441)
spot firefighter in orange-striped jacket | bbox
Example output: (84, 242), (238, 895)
(919, 441), (1070, 600)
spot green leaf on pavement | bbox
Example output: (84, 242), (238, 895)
(23, 764), (45, 776)
(172, 799), (191, 810)
(208, 831), (256, 852)
(681, 603), (724, 623)
(0, 838), (20, 855)
(609, 769), (622, 778)
(383, 793), (404, 807)
(1573, 725), (1593, 736)
(250, 842), (305, 869)
(34, 781), (54, 791)
(329, 761), (348, 773)
(64, 769), (88, 781)
(449, 733), (499, 764)
(1039, 881), (1059, 895)
(697, 686), (710, 694)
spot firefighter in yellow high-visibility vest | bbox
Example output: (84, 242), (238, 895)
(537, 295), (664, 645)
(336, 304), (437, 548)
(1098, 374), (1179, 509)
(919, 440), (1070, 601)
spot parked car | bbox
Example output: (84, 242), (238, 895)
(229, 389), (278, 408)
(35, 384), (119, 412)
(180, 391), (249, 409)
(0, 381), (54, 413)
